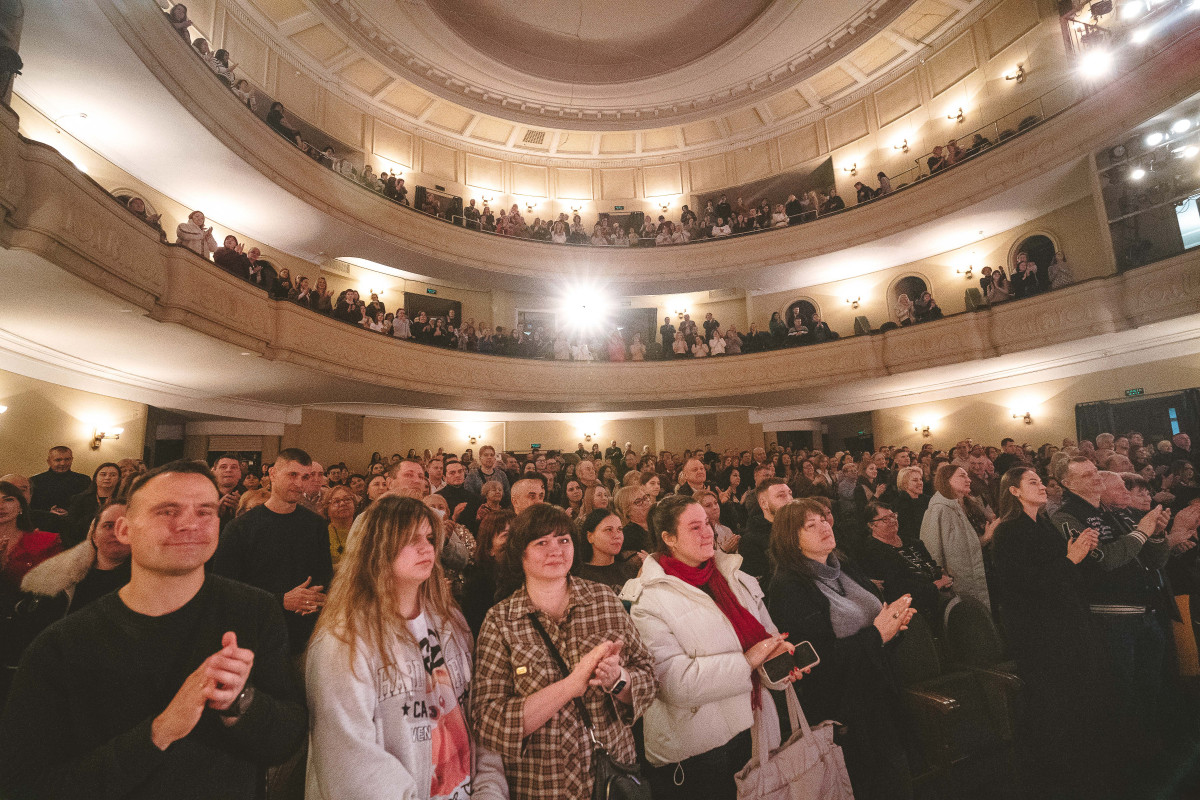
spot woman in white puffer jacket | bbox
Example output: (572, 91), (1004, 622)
(620, 495), (804, 800)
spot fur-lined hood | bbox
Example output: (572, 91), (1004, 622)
(20, 538), (96, 598)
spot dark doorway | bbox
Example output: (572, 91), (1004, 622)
(784, 299), (818, 331)
(776, 430), (815, 450)
(1013, 234), (1056, 285)
(890, 276), (928, 320)
(842, 433), (875, 455)
(404, 292), (463, 328)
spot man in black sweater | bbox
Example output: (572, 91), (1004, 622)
(0, 460), (307, 800)
(212, 448), (331, 656)
(29, 445), (91, 516)
(436, 458), (482, 535)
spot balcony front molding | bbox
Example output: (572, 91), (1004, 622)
(4, 101), (1200, 415)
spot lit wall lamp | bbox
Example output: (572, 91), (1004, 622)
(914, 425), (931, 437)
(0, 405), (6, 414)
(481, 195), (494, 205)
(467, 433), (480, 445)
(525, 201), (537, 213)
(570, 204), (582, 213)
(91, 427), (124, 450)
(843, 162), (858, 176)
(1013, 411), (1033, 425)
(582, 431), (600, 442)
(1005, 64), (1026, 84)
(660, 201), (670, 213)
(845, 296), (861, 309)
(948, 107), (965, 123)
(894, 138), (909, 153)
(674, 306), (688, 319)
(956, 264), (974, 278)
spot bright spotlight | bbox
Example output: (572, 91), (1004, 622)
(1172, 119), (1192, 134)
(1131, 26), (1152, 43)
(1145, 132), (1164, 146)
(1184, 147), (1199, 158)
(558, 284), (612, 335)
(1130, 167), (1146, 179)
(1079, 48), (1115, 77)
(1120, 0), (1145, 19)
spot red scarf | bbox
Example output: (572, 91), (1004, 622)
(659, 556), (770, 706)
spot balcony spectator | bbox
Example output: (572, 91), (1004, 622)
(213, 234), (251, 279)
(312, 276), (333, 314)
(712, 217), (732, 238)
(211, 49), (236, 86)
(289, 276), (314, 308)
(1048, 250), (1075, 290)
(166, 4), (192, 40)
(715, 194), (732, 221)
(176, 210), (217, 260)
(927, 145), (948, 174)
(784, 194), (803, 225)
(877, 171), (893, 195)
(1012, 252), (1042, 298)
(810, 314), (835, 343)
(245, 247), (276, 289)
(463, 199), (481, 230)
(768, 311), (787, 342)
(978, 266), (993, 295)
(896, 293), (915, 326)
(590, 223), (610, 246)
(606, 331), (627, 362)
(191, 37), (215, 68)
(232, 79), (256, 111)
(946, 139), (965, 165)
(629, 333), (646, 361)
(824, 191), (846, 213)
(914, 291), (943, 322)
(680, 204), (697, 226)
(724, 325), (743, 355)
(855, 182), (874, 204)
(986, 267), (1013, 304)
(125, 196), (167, 241)
(270, 266), (293, 300)
(266, 102), (302, 146)
(770, 203), (788, 227)
(965, 133), (992, 158)
(671, 331), (688, 358)
(756, 199), (772, 230)
(691, 336), (710, 358)
(481, 205), (495, 231)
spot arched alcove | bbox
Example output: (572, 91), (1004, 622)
(784, 298), (821, 330)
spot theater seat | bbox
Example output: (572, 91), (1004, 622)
(853, 315), (872, 335)
(894, 613), (1022, 800)
(964, 288), (988, 311)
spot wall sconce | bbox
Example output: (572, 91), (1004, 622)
(914, 425), (931, 437)
(467, 433), (479, 445)
(1013, 411), (1033, 425)
(845, 296), (860, 309)
(674, 307), (687, 319)
(1005, 64), (1026, 84)
(956, 265), (974, 279)
(481, 195), (493, 206)
(570, 204), (582, 213)
(525, 202), (537, 213)
(660, 202), (670, 213)
(91, 427), (124, 450)
(583, 433), (596, 442)
(948, 107), (965, 123)
(894, 138), (909, 153)
(843, 162), (858, 176)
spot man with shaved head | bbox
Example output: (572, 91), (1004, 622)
(30, 446), (90, 517)
(675, 458), (709, 496)
(510, 478), (546, 515)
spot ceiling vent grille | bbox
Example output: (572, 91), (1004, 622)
(522, 129), (547, 145)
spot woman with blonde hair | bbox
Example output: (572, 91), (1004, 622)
(581, 483), (612, 515)
(306, 496), (506, 800)
(320, 484), (359, 569)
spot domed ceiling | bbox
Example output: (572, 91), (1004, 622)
(423, 0), (773, 84)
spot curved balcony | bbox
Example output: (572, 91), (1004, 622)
(4, 102), (1200, 420)
(16, 0), (1200, 296)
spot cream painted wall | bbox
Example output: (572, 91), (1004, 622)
(0, 369), (147, 477)
(870, 354), (1200, 451)
(749, 194), (1108, 336)
(280, 408), (759, 467)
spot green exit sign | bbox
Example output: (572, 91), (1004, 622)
(614, 205), (625, 211)
(1125, 388), (1144, 397)
(426, 288), (437, 295)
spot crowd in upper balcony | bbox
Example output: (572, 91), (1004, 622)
(154, 3), (1050, 253)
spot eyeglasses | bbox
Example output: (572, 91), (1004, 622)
(633, 496), (651, 505)
(870, 513), (898, 524)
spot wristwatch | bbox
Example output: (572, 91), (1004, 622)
(219, 686), (255, 719)
(607, 668), (629, 695)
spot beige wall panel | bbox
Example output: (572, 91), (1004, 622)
(512, 163), (549, 197)
(471, 117), (513, 144)
(599, 132), (635, 154)
(825, 101), (870, 150)
(732, 142), (772, 183)
(420, 140), (458, 183)
(380, 83), (433, 117)
(273, 60), (321, 123)
(765, 89), (810, 121)
(220, 13), (268, 86)
(642, 128), (678, 151)
(558, 168), (596, 200)
(892, 0), (955, 42)
(598, 169), (635, 200)
(248, 0), (307, 24)
(372, 121), (413, 167)
(556, 133), (594, 153)
(682, 120), (721, 146)
(688, 154), (728, 192)
(643, 163), (683, 197)
(777, 125), (821, 168)
(186, 0), (217, 35)
(874, 70), (922, 127)
(338, 59), (392, 97)
(323, 94), (364, 148)
(465, 154), (504, 192)
(982, 0), (1040, 58)
(809, 66), (856, 100)
(927, 32), (978, 97)
(0, 369), (147, 478)
(871, 355), (1200, 452)
(850, 37), (906, 76)
(725, 108), (763, 134)
(425, 103), (473, 134)
(289, 25), (348, 65)
(660, 411), (765, 453)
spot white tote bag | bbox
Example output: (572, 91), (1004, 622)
(735, 685), (855, 800)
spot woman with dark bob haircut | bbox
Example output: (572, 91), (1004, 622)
(765, 497), (915, 800)
(471, 503), (657, 800)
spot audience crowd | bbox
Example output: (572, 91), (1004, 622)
(157, 3), (1043, 253)
(2, 423), (1200, 799)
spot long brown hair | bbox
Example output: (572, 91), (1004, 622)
(997, 466), (1037, 524)
(770, 498), (837, 582)
(314, 495), (462, 677)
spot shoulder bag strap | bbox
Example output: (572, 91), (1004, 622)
(527, 612), (599, 739)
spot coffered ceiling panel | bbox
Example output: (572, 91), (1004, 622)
(556, 133), (594, 154)
(765, 90), (811, 121)
(809, 66), (857, 101)
(642, 128), (679, 152)
(289, 24), (348, 65)
(425, 103), (474, 135)
(892, 0), (957, 43)
(338, 58), (392, 96)
(379, 83), (434, 117)
(471, 117), (515, 145)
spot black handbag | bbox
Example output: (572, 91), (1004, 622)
(527, 613), (652, 800)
